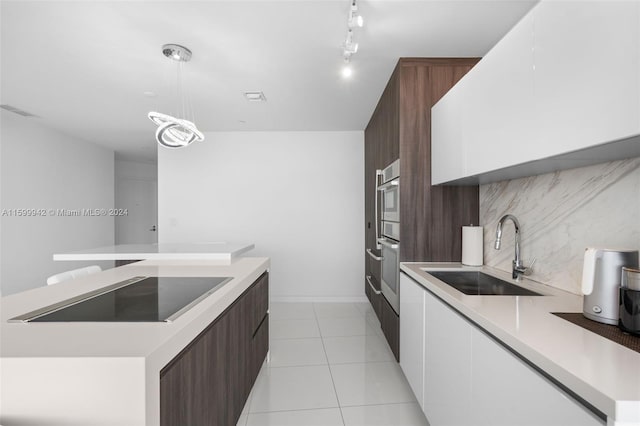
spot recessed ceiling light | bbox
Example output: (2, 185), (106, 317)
(244, 91), (266, 102)
(341, 66), (353, 79)
(143, 91), (157, 98)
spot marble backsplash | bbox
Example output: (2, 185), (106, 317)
(480, 157), (640, 295)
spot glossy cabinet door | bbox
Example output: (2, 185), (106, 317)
(470, 327), (603, 426)
(431, 77), (467, 184)
(533, 1), (640, 158)
(432, 1), (640, 185)
(432, 10), (535, 183)
(399, 273), (425, 409)
(463, 11), (536, 178)
(423, 289), (473, 426)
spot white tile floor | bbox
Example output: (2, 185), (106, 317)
(236, 302), (430, 426)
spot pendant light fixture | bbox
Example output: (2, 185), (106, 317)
(148, 44), (204, 149)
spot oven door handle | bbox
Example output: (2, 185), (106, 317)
(366, 275), (382, 295)
(378, 237), (399, 249)
(366, 248), (383, 261)
(377, 179), (399, 191)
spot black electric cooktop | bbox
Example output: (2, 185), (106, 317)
(11, 276), (232, 323)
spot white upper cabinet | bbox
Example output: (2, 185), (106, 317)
(432, 0), (640, 185)
(464, 11), (536, 178)
(534, 1), (639, 155)
(431, 78), (467, 184)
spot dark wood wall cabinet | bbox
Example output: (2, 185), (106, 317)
(160, 272), (269, 426)
(365, 58), (480, 360)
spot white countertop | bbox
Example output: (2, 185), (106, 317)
(0, 257), (270, 426)
(52, 242), (255, 263)
(400, 262), (640, 425)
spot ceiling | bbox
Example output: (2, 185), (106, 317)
(0, 0), (536, 163)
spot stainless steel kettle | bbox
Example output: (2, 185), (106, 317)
(581, 248), (639, 325)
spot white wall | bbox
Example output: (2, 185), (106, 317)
(0, 111), (115, 296)
(158, 131), (365, 301)
(115, 159), (157, 182)
(480, 157), (640, 295)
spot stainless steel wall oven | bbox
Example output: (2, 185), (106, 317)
(378, 159), (400, 314)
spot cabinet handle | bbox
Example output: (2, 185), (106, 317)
(375, 169), (382, 249)
(366, 249), (383, 261)
(366, 275), (382, 295)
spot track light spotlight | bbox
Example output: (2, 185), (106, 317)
(348, 13), (364, 29)
(344, 30), (359, 54)
(348, 0), (364, 28)
(344, 42), (358, 55)
(341, 65), (353, 78)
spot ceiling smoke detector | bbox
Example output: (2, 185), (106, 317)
(244, 92), (267, 102)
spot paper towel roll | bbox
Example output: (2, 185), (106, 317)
(462, 226), (483, 266)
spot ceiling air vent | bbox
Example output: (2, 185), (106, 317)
(0, 104), (38, 117)
(243, 92), (266, 102)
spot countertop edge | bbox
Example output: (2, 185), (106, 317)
(52, 243), (256, 261)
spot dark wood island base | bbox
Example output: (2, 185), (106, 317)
(160, 272), (269, 426)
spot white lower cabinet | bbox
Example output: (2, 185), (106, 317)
(423, 287), (473, 426)
(399, 273), (425, 409)
(399, 273), (605, 426)
(470, 327), (603, 426)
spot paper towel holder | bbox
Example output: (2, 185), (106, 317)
(462, 225), (484, 267)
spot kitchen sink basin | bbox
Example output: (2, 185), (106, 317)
(427, 271), (543, 296)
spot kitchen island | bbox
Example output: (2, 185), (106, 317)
(0, 257), (269, 426)
(400, 262), (640, 426)
(53, 242), (255, 264)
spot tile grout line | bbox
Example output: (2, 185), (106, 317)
(313, 303), (348, 426)
(248, 406), (343, 415)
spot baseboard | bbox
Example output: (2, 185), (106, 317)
(270, 296), (369, 303)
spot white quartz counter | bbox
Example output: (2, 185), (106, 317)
(401, 262), (640, 426)
(0, 257), (270, 426)
(52, 242), (255, 263)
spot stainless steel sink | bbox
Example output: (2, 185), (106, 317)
(427, 271), (543, 296)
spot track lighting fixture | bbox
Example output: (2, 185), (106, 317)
(340, 0), (363, 77)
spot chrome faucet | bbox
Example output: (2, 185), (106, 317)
(494, 214), (533, 279)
